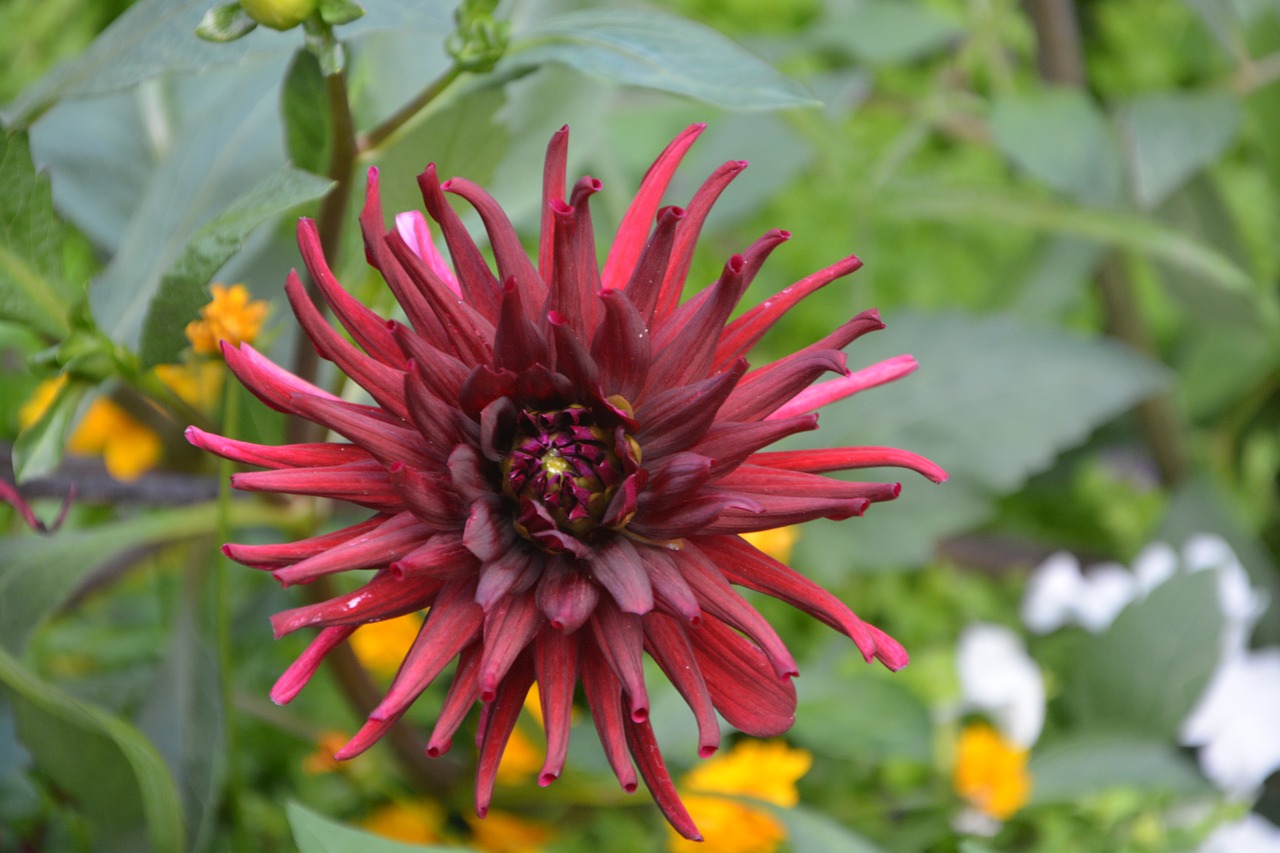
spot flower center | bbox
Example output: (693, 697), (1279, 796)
(501, 404), (639, 553)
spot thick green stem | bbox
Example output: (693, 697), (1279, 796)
(357, 66), (462, 154)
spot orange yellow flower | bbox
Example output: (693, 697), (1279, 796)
(185, 283), (269, 355)
(495, 725), (543, 785)
(740, 526), (799, 564)
(669, 740), (812, 853)
(154, 361), (225, 412)
(362, 799), (445, 844)
(953, 722), (1032, 820)
(302, 730), (352, 775)
(349, 612), (423, 679)
(466, 808), (554, 853)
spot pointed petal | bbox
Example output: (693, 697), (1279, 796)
(186, 426), (371, 470)
(478, 593), (542, 701)
(748, 446), (949, 484)
(688, 615), (797, 737)
(588, 536), (655, 615)
(624, 717), (702, 842)
(533, 626), (579, 785)
(581, 644), (638, 792)
(588, 601), (649, 723)
(269, 625), (356, 704)
(642, 612), (720, 757)
(771, 354), (918, 419)
(475, 655), (535, 817)
(272, 511), (428, 585)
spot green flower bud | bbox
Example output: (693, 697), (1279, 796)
(239, 0), (317, 30)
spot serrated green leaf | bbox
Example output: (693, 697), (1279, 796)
(195, 2), (259, 42)
(1029, 733), (1210, 804)
(990, 90), (1123, 206)
(1065, 572), (1223, 738)
(287, 801), (476, 853)
(501, 9), (819, 110)
(11, 376), (90, 483)
(139, 165), (333, 367)
(282, 48), (332, 175)
(0, 130), (76, 339)
(0, 502), (222, 651)
(1119, 91), (1240, 210)
(0, 645), (184, 853)
(886, 186), (1257, 296)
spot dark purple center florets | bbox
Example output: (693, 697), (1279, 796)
(501, 404), (639, 553)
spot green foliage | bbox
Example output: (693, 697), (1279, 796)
(287, 801), (477, 852)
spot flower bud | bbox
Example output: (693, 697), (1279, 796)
(239, 0), (317, 30)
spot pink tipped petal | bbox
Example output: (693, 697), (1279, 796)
(624, 716), (702, 842)
(272, 511), (428, 585)
(771, 354), (919, 419)
(223, 515), (385, 570)
(749, 446), (949, 484)
(394, 210), (460, 295)
(185, 426), (371, 470)
(269, 625), (356, 704)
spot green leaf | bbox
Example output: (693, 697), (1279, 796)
(3, 0), (451, 127)
(10, 375), (90, 483)
(319, 0), (364, 26)
(0, 645), (184, 853)
(767, 804), (887, 853)
(1119, 91), (1240, 210)
(139, 165), (333, 367)
(195, 2), (259, 42)
(990, 89), (1123, 206)
(287, 801), (474, 853)
(0, 502), (223, 651)
(137, 566), (225, 852)
(0, 130), (77, 339)
(886, 185), (1257, 296)
(1029, 733), (1210, 804)
(1065, 571), (1223, 738)
(282, 48), (332, 175)
(792, 667), (932, 763)
(817, 0), (963, 64)
(501, 9), (819, 110)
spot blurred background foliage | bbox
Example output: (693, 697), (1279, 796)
(1, 0), (1279, 851)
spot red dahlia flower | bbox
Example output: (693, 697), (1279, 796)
(188, 123), (945, 839)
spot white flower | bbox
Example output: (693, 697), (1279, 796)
(1199, 812), (1280, 853)
(1020, 552), (1137, 634)
(956, 623), (1045, 748)
(1181, 648), (1280, 800)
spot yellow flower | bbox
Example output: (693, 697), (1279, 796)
(20, 376), (163, 482)
(740, 526), (799, 564)
(185, 283), (269, 355)
(669, 740), (812, 853)
(496, 725), (544, 785)
(953, 722), (1032, 821)
(349, 612), (423, 679)
(302, 730), (351, 775)
(154, 361), (225, 411)
(363, 800), (445, 844)
(466, 808), (554, 853)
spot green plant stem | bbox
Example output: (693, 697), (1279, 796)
(357, 66), (463, 154)
(215, 378), (248, 850)
(1024, 0), (1188, 485)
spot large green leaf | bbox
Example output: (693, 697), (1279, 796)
(1029, 733), (1210, 804)
(0, 502), (222, 651)
(990, 90), (1123, 206)
(0, 645), (184, 853)
(2, 0), (451, 127)
(1118, 91), (1241, 211)
(767, 804), (887, 853)
(792, 666), (933, 763)
(0, 130), (77, 338)
(887, 186), (1256, 296)
(1064, 571), (1223, 738)
(502, 10), (819, 110)
(815, 0), (963, 65)
(139, 165), (333, 367)
(287, 801), (475, 853)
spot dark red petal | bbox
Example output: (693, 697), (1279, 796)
(642, 611), (719, 757)
(231, 460), (401, 510)
(717, 349), (847, 424)
(547, 313), (600, 392)
(186, 426), (372, 470)
(494, 277), (551, 372)
(539, 125), (569, 282)
(601, 123), (705, 292)
(223, 515), (385, 569)
(696, 494), (871, 533)
(272, 511), (428, 586)
(390, 531), (476, 580)
(297, 217), (405, 367)
(581, 644), (638, 792)
(619, 205), (684, 326)
(641, 547), (702, 624)
(715, 464), (901, 505)
(386, 231), (496, 365)
(475, 547), (541, 612)
(427, 642), (482, 756)
(419, 164), (504, 319)
(714, 254), (864, 371)
(634, 360), (747, 457)
(444, 176), (543, 317)
(588, 537), (655, 615)
(288, 392), (432, 469)
(588, 601), (649, 723)
(624, 716), (702, 842)
(652, 159), (746, 323)
(475, 654), (535, 817)
(689, 615), (797, 737)
(478, 593), (542, 702)
(388, 463), (464, 530)
(748, 446), (948, 484)
(371, 579), (484, 721)
(689, 415), (818, 476)
(284, 270), (411, 420)
(535, 558), (599, 634)
(269, 624), (356, 704)
(533, 626), (579, 785)
(637, 452), (713, 514)
(448, 444), (494, 505)
(270, 570), (443, 635)
(592, 288), (651, 401)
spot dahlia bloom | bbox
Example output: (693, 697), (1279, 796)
(188, 123), (945, 839)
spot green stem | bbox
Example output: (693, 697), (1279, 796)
(357, 65), (463, 154)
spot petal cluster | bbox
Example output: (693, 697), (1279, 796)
(188, 123), (945, 838)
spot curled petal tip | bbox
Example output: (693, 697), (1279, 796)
(697, 745), (718, 759)
(538, 772), (558, 787)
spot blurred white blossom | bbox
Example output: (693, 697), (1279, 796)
(955, 623), (1045, 748)
(1199, 812), (1280, 853)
